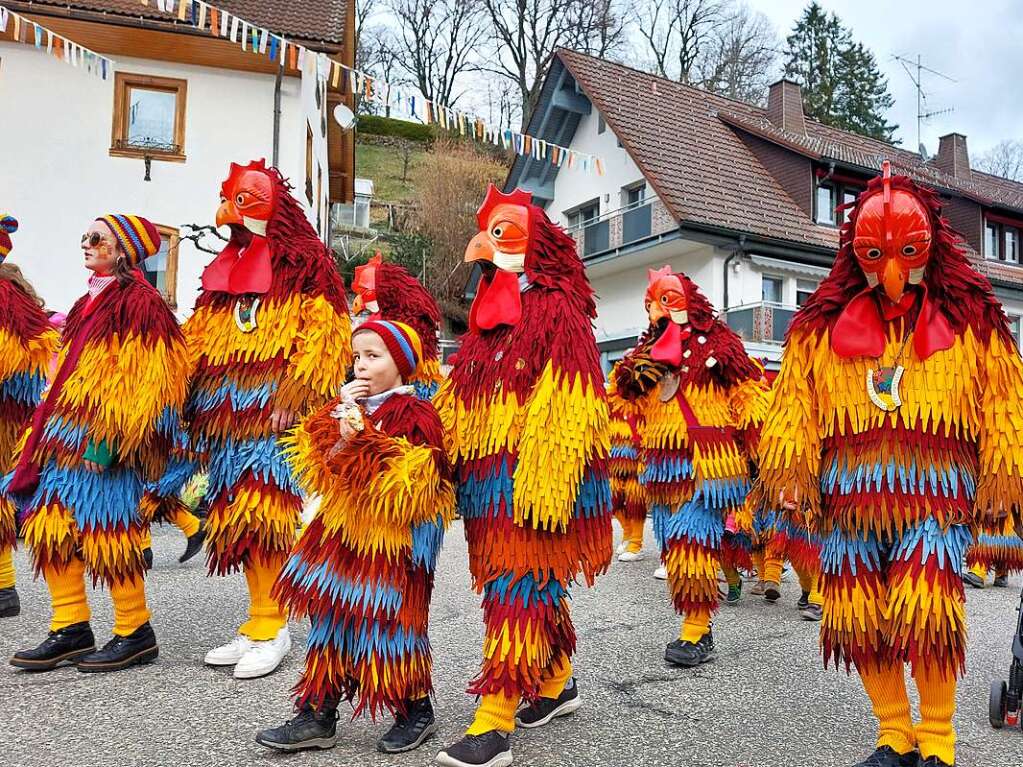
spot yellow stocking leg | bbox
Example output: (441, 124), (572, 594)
(722, 564), (741, 588)
(0, 546), (15, 590)
(239, 555), (287, 640)
(752, 550), (765, 579)
(762, 554), (783, 585)
(969, 562), (988, 582)
(110, 575), (151, 636)
(168, 507), (201, 538)
(913, 665), (957, 765)
(679, 605), (712, 643)
(538, 652), (573, 699)
(466, 692), (519, 735)
(45, 558), (91, 631)
(626, 518), (644, 554)
(796, 566), (824, 606)
(858, 662), (916, 756)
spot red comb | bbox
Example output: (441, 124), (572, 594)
(881, 160), (893, 247)
(476, 184), (533, 229)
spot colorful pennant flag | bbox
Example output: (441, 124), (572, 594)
(0, 5), (114, 78)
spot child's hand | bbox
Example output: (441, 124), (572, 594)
(340, 379), (371, 402)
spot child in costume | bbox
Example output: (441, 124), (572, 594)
(255, 319), (454, 755)
(608, 392), (648, 562)
(757, 162), (1023, 767)
(434, 186), (612, 767)
(0, 215), (58, 618)
(963, 520), (1023, 588)
(7, 214), (189, 672)
(185, 161), (351, 680)
(611, 266), (768, 667)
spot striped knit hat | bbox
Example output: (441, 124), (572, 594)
(0, 214), (17, 263)
(354, 320), (423, 377)
(96, 214), (161, 267)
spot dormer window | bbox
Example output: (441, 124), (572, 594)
(985, 215), (1022, 264)
(814, 179), (862, 226)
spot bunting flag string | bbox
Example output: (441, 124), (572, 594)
(135, 0), (604, 175)
(0, 5), (114, 79)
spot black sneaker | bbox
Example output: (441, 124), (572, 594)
(256, 707), (339, 752)
(852, 745), (919, 767)
(799, 603), (823, 621)
(435, 731), (512, 767)
(516, 677), (582, 728)
(962, 571), (985, 589)
(664, 630), (716, 667)
(0, 587), (20, 617)
(796, 590), (810, 609)
(377, 696), (437, 753)
(993, 574), (1009, 588)
(179, 523), (206, 564)
(77, 622), (158, 672)
(10, 621), (96, 670)
(763, 580), (781, 602)
(725, 582), (742, 606)
(917, 757), (953, 767)
(143, 547), (154, 571)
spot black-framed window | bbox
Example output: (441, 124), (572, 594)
(796, 278), (818, 306)
(623, 182), (646, 208)
(566, 200), (599, 229)
(814, 180), (864, 226)
(985, 219), (1021, 263)
(597, 114), (606, 135)
(762, 274), (784, 303)
(1008, 315), (1021, 347)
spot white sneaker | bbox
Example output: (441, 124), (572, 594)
(653, 565), (668, 580)
(204, 634), (254, 666)
(615, 541), (629, 555)
(618, 550), (645, 562)
(234, 627), (292, 679)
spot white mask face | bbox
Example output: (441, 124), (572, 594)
(492, 250), (526, 273)
(908, 267), (925, 285)
(669, 309), (688, 325)
(243, 216), (268, 236)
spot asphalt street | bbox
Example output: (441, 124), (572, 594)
(1, 520), (1021, 767)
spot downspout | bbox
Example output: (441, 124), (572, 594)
(272, 57), (284, 166)
(722, 234), (747, 313)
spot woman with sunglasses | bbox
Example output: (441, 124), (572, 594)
(6, 214), (190, 673)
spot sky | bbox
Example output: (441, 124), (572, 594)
(759, 0), (1023, 159)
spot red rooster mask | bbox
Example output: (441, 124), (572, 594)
(351, 253), (382, 316)
(643, 266), (714, 367)
(202, 159), (277, 295)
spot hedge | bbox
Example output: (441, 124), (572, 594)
(357, 114), (435, 143)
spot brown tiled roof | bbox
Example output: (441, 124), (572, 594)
(557, 49), (1023, 254)
(19, 0), (347, 46)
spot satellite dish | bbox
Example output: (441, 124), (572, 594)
(333, 103), (356, 131)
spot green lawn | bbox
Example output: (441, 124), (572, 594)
(355, 141), (427, 202)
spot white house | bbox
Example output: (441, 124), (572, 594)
(0, 0), (355, 314)
(507, 49), (1023, 371)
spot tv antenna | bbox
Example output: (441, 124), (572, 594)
(894, 54), (955, 156)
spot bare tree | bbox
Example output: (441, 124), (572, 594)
(976, 139), (1023, 182)
(633, 0), (728, 83)
(482, 0), (630, 130)
(694, 4), (778, 104)
(386, 0), (488, 107)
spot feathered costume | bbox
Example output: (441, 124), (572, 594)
(183, 160), (351, 642)
(434, 185), (611, 735)
(351, 254), (444, 399)
(274, 381), (454, 717)
(756, 163), (1023, 765)
(7, 247), (188, 636)
(611, 267), (768, 650)
(965, 518), (1023, 582)
(0, 215), (57, 604)
(608, 391), (647, 556)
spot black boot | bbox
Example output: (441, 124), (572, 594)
(961, 570), (984, 589)
(256, 706), (339, 752)
(515, 677), (581, 728)
(142, 548), (153, 571)
(377, 696), (437, 753)
(77, 622), (158, 672)
(178, 523), (206, 564)
(665, 630), (716, 667)
(0, 587), (20, 617)
(10, 621), (95, 670)
(852, 745), (919, 767)
(435, 731), (512, 767)
(917, 757), (954, 767)
(992, 574), (1009, 588)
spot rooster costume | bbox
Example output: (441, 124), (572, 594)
(8, 214), (189, 671)
(351, 253), (444, 398)
(434, 186), (611, 766)
(184, 161), (351, 674)
(0, 215), (57, 619)
(608, 391), (647, 560)
(611, 266), (768, 665)
(757, 163), (1023, 767)
(964, 518), (1023, 587)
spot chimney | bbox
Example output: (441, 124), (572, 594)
(766, 79), (806, 135)
(934, 133), (971, 179)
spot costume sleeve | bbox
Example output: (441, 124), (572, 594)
(286, 398), (450, 531)
(755, 326), (822, 522)
(974, 329), (1023, 530)
(512, 303), (610, 532)
(273, 267), (353, 416)
(728, 374), (771, 464)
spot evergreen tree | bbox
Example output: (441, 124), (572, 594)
(783, 2), (898, 142)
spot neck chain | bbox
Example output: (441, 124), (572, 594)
(866, 313), (917, 412)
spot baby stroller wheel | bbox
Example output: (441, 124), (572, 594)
(990, 679), (1008, 729)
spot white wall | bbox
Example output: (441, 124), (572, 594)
(549, 106), (646, 226)
(0, 45), (310, 314)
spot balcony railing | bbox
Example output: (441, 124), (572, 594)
(724, 301), (799, 344)
(565, 198), (675, 259)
